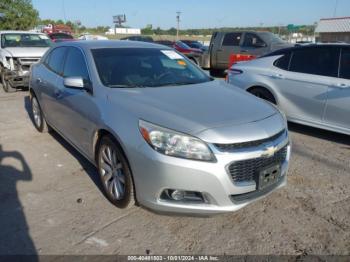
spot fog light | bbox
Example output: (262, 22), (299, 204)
(171, 190), (185, 201)
(161, 189), (206, 203)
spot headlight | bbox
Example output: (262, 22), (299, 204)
(139, 120), (215, 162)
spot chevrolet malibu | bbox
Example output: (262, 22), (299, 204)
(29, 41), (290, 214)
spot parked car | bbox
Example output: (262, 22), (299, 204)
(204, 31), (292, 75)
(154, 40), (174, 48)
(120, 35), (154, 42)
(173, 40), (203, 65)
(48, 32), (75, 42)
(227, 44), (350, 135)
(0, 31), (51, 92)
(29, 40), (290, 214)
(78, 34), (108, 40)
(181, 40), (208, 51)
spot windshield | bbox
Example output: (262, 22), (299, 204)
(92, 48), (212, 88)
(1, 33), (52, 48)
(186, 41), (203, 49)
(175, 41), (191, 49)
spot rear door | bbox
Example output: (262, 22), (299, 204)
(215, 32), (242, 69)
(275, 46), (339, 123)
(323, 47), (350, 130)
(240, 32), (269, 56)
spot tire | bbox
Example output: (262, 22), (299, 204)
(2, 73), (15, 93)
(249, 87), (276, 104)
(31, 95), (49, 133)
(97, 135), (135, 209)
(209, 68), (224, 77)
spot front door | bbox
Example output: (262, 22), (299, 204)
(54, 47), (99, 155)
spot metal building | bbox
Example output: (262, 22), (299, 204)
(315, 17), (350, 43)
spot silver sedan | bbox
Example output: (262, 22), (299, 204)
(29, 41), (290, 214)
(227, 44), (350, 136)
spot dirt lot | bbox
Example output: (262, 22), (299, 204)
(0, 88), (349, 256)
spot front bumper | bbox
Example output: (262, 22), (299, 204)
(4, 68), (30, 87)
(131, 130), (290, 215)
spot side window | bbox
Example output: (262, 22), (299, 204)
(289, 47), (339, 77)
(243, 33), (266, 47)
(47, 47), (66, 75)
(222, 33), (242, 46)
(340, 48), (350, 80)
(274, 52), (291, 70)
(63, 47), (89, 80)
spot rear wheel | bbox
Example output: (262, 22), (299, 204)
(249, 87), (276, 104)
(97, 136), (135, 208)
(31, 95), (49, 132)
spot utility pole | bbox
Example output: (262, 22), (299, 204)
(176, 11), (181, 40)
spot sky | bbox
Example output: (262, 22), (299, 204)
(32, 0), (350, 29)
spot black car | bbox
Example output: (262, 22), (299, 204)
(120, 36), (154, 42)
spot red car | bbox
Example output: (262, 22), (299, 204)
(173, 41), (203, 64)
(48, 33), (76, 43)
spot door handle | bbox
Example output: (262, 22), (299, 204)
(334, 83), (349, 89)
(36, 78), (42, 83)
(272, 74), (285, 79)
(54, 90), (62, 98)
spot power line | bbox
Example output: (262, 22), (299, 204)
(62, 0), (67, 22)
(333, 0), (339, 17)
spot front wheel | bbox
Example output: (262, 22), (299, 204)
(2, 73), (15, 93)
(249, 87), (276, 104)
(97, 136), (135, 208)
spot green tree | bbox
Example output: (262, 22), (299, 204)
(0, 0), (39, 30)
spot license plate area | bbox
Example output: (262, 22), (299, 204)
(257, 164), (281, 190)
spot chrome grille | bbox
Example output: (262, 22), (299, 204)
(228, 145), (288, 183)
(215, 130), (285, 151)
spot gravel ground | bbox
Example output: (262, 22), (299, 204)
(0, 88), (349, 256)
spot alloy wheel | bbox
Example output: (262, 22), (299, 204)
(99, 145), (126, 200)
(32, 97), (42, 128)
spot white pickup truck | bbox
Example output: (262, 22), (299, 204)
(0, 31), (51, 92)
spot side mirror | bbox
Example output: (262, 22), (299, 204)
(64, 76), (92, 93)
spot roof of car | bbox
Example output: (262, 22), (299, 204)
(264, 43), (350, 57)
(0, 30), (45, 34)
(54, 40), (171, 50)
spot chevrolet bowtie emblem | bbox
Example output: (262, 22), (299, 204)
(261, 145), (276, 158)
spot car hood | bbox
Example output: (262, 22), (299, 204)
(3, 47), (49, 58)
(109, 80), (278, 136)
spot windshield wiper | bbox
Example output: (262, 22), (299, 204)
(153, 82), (200, 87)
(108, 84), (146, 88)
